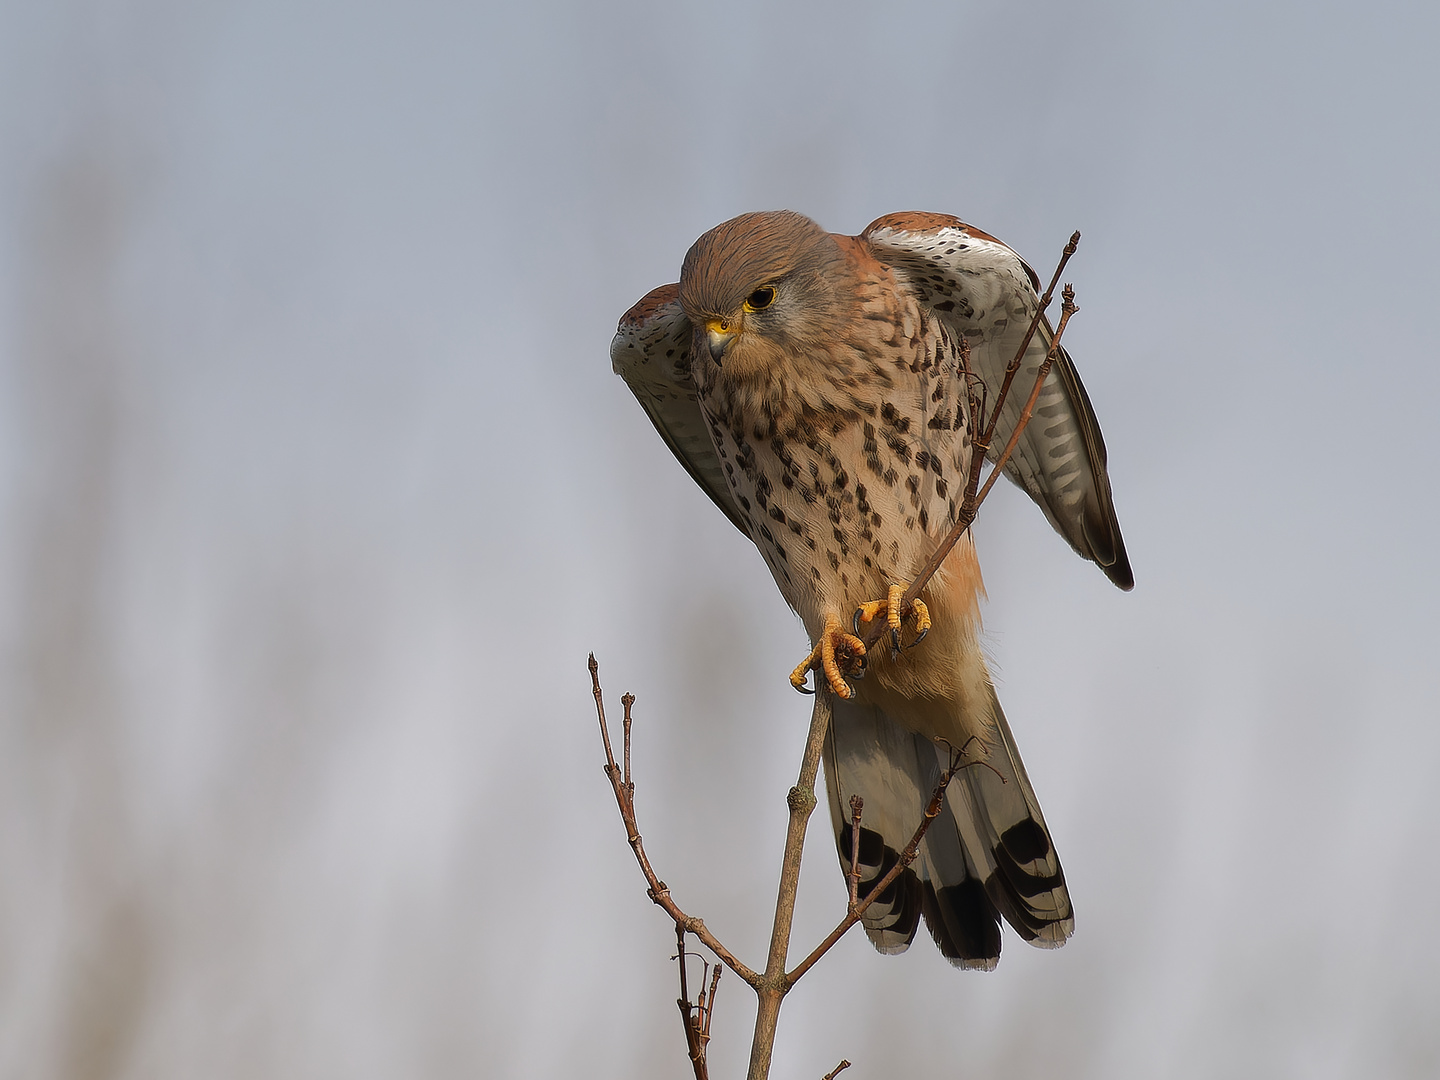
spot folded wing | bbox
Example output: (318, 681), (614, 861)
(610, 284), (749, 534)
(861, 213), (1133, 590)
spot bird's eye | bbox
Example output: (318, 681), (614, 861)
(744, 286), (777, 311)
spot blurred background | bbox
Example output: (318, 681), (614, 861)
(3, 0), (1437, 1076)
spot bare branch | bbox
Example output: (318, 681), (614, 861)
(846, 795), (864, 910)
(857, 236), (1084, 653)
(970, 284), (1079, 513)
(821, 1061), (852, 1080)
(786, 746), (967, 986)
(746, 690), (834, 1080)
(589, 655), (760, 987)
(975, 230), (1080, 453)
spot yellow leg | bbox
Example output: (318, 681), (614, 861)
(853, 584), (932, 657)
(790, 613), (867, 699)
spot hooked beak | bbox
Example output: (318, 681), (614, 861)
(704, 318), (737, 365)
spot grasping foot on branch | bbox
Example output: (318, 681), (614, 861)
(613, 212), (1134, 973)
(789, 612), (867, 698)
(853, 582), (931, 659)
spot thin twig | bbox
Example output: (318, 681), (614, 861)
(703, 962), (721, 1038)
(745, 691), (834, 1080)
(786, 748), (966, 986)
(975, 230), (1080, 454)
(970, 285), (1078, 512)
(857, 237), (1083, 653)
(846, 795), (864, 910)
(589, 655), (760, 987)
(821, 1061), (852, 1080)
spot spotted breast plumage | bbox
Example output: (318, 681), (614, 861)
(611, 210), (1132, 969)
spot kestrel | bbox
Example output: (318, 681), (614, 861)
(611, 210), (1131, 969)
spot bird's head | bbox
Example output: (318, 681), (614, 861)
(677, 210), (847, 383)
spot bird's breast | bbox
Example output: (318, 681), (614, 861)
(697, 313), (975, 639)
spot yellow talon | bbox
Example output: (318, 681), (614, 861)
(911, 598), (931, 637)
(790, 613), (867, 699)
(853, 584), (932, 656)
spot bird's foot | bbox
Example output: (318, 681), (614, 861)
(853, 583), (931, 659)
(790, 613), (867, 699)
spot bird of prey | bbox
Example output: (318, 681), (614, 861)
(611, 210), (1131, 969)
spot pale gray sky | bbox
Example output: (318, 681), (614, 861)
(3, 1), (1438, 1077)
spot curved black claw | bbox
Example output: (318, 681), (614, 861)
(852, 608), (865, 637)
(794, 677), (815, 695)
(852, 651), (868, 680)
(910, 627), (929, 648)
(890, 627), (902, 661)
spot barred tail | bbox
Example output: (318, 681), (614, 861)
(822, 686), (1073, 969)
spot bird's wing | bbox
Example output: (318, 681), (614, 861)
(862, 213), (1133, 590)
(610, 284), (749, 534)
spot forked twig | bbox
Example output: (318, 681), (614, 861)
(676, 927), (720, 1080)
(592, 227), (1089, 1080)
(785, 746), (969, 986)
(858, 235), (1084, 652)
(846, 795), (864, 909)
(589, 655), (759, 987)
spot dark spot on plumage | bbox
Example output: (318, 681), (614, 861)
(769, 505), (785, 523)
(905, 516), (915, 529)
(872, 512), (882, 527)
(883, 468), (899, 486)
(919, 507), (929, 530)
(811, 566), (822, 581)
(788, 518), (802, 535)
(828, 505), (841, 525)
(929, 414), (948, 430)
(862, 555), (872, 568)
(934, 299), (955, 312)
(781, 472), (794, 489)
(872, 540), (882, 556)
(915, 450), (931, 470)
(935, 477), (948, 499)
(841, 572), (850, 587)
(886, 434), (910, 462)
(862, 422), (878, 453)
(880, 403), (898, 423)
(773, 542), (787, 562)
(806, 536), (816, 550)
(738, 494), (751, 511)
(949, 498), (957, 520)
(1000, 820), (1052, 863)
(759, 524), (774, 543)
(929, 456), (944, 476)
(827, 550), (840, 570)
(926, 880), (1001, 964)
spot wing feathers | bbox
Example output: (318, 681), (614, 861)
(861, 214), (1133, 590)
(610, 285), (749, 534)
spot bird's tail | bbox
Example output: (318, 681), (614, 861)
(822, 684), (1073, 969)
